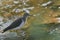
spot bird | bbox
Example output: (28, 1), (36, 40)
(2, 9), (31, 33)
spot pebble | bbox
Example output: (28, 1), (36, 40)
(13, 1), (19, 4)
(41, 1), (52, 7)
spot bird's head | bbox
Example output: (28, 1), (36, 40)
(23, 13), (33, 19)
(23, 9), (33, 17)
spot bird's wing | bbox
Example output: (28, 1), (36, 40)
(2, 18), (23, 33)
